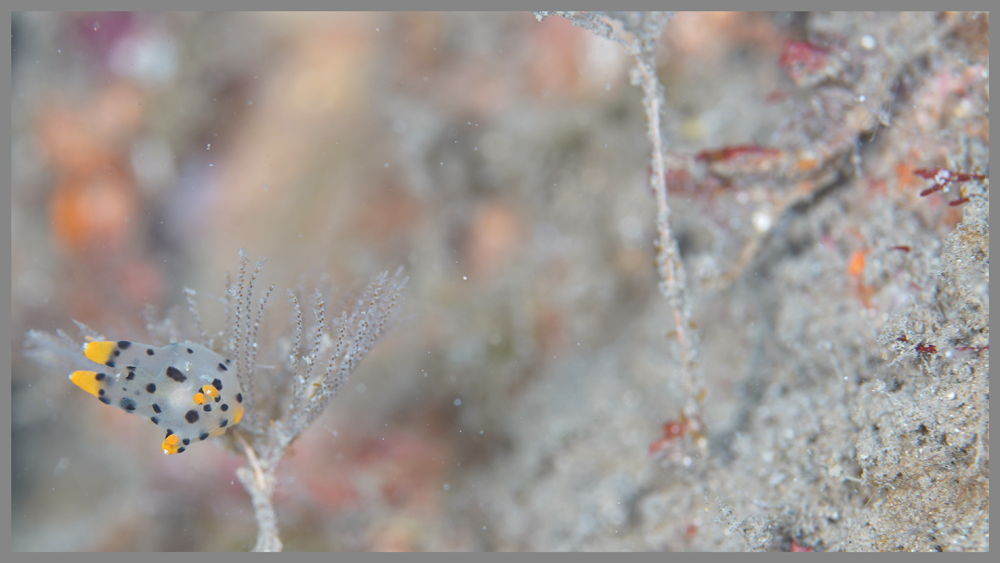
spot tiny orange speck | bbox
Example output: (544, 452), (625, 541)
(847, 250), (867, 278)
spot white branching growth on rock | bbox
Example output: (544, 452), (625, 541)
(24, 249), (408, 552)
(535, 11), (703, 418)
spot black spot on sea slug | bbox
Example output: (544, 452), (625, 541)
(166, 366), (187, 383)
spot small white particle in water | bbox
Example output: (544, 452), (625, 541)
(860, 35), (876, 50)
(357, 383), (367, 393)
(206, 143), (211, 150)
(384, 163), (389, 168)
(480, 430), (484, 434)
(443, 483), (450, 491)
(463, 275), (467, 280)
(454, 398), (462, 406)
(752, 210), (773, 233)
